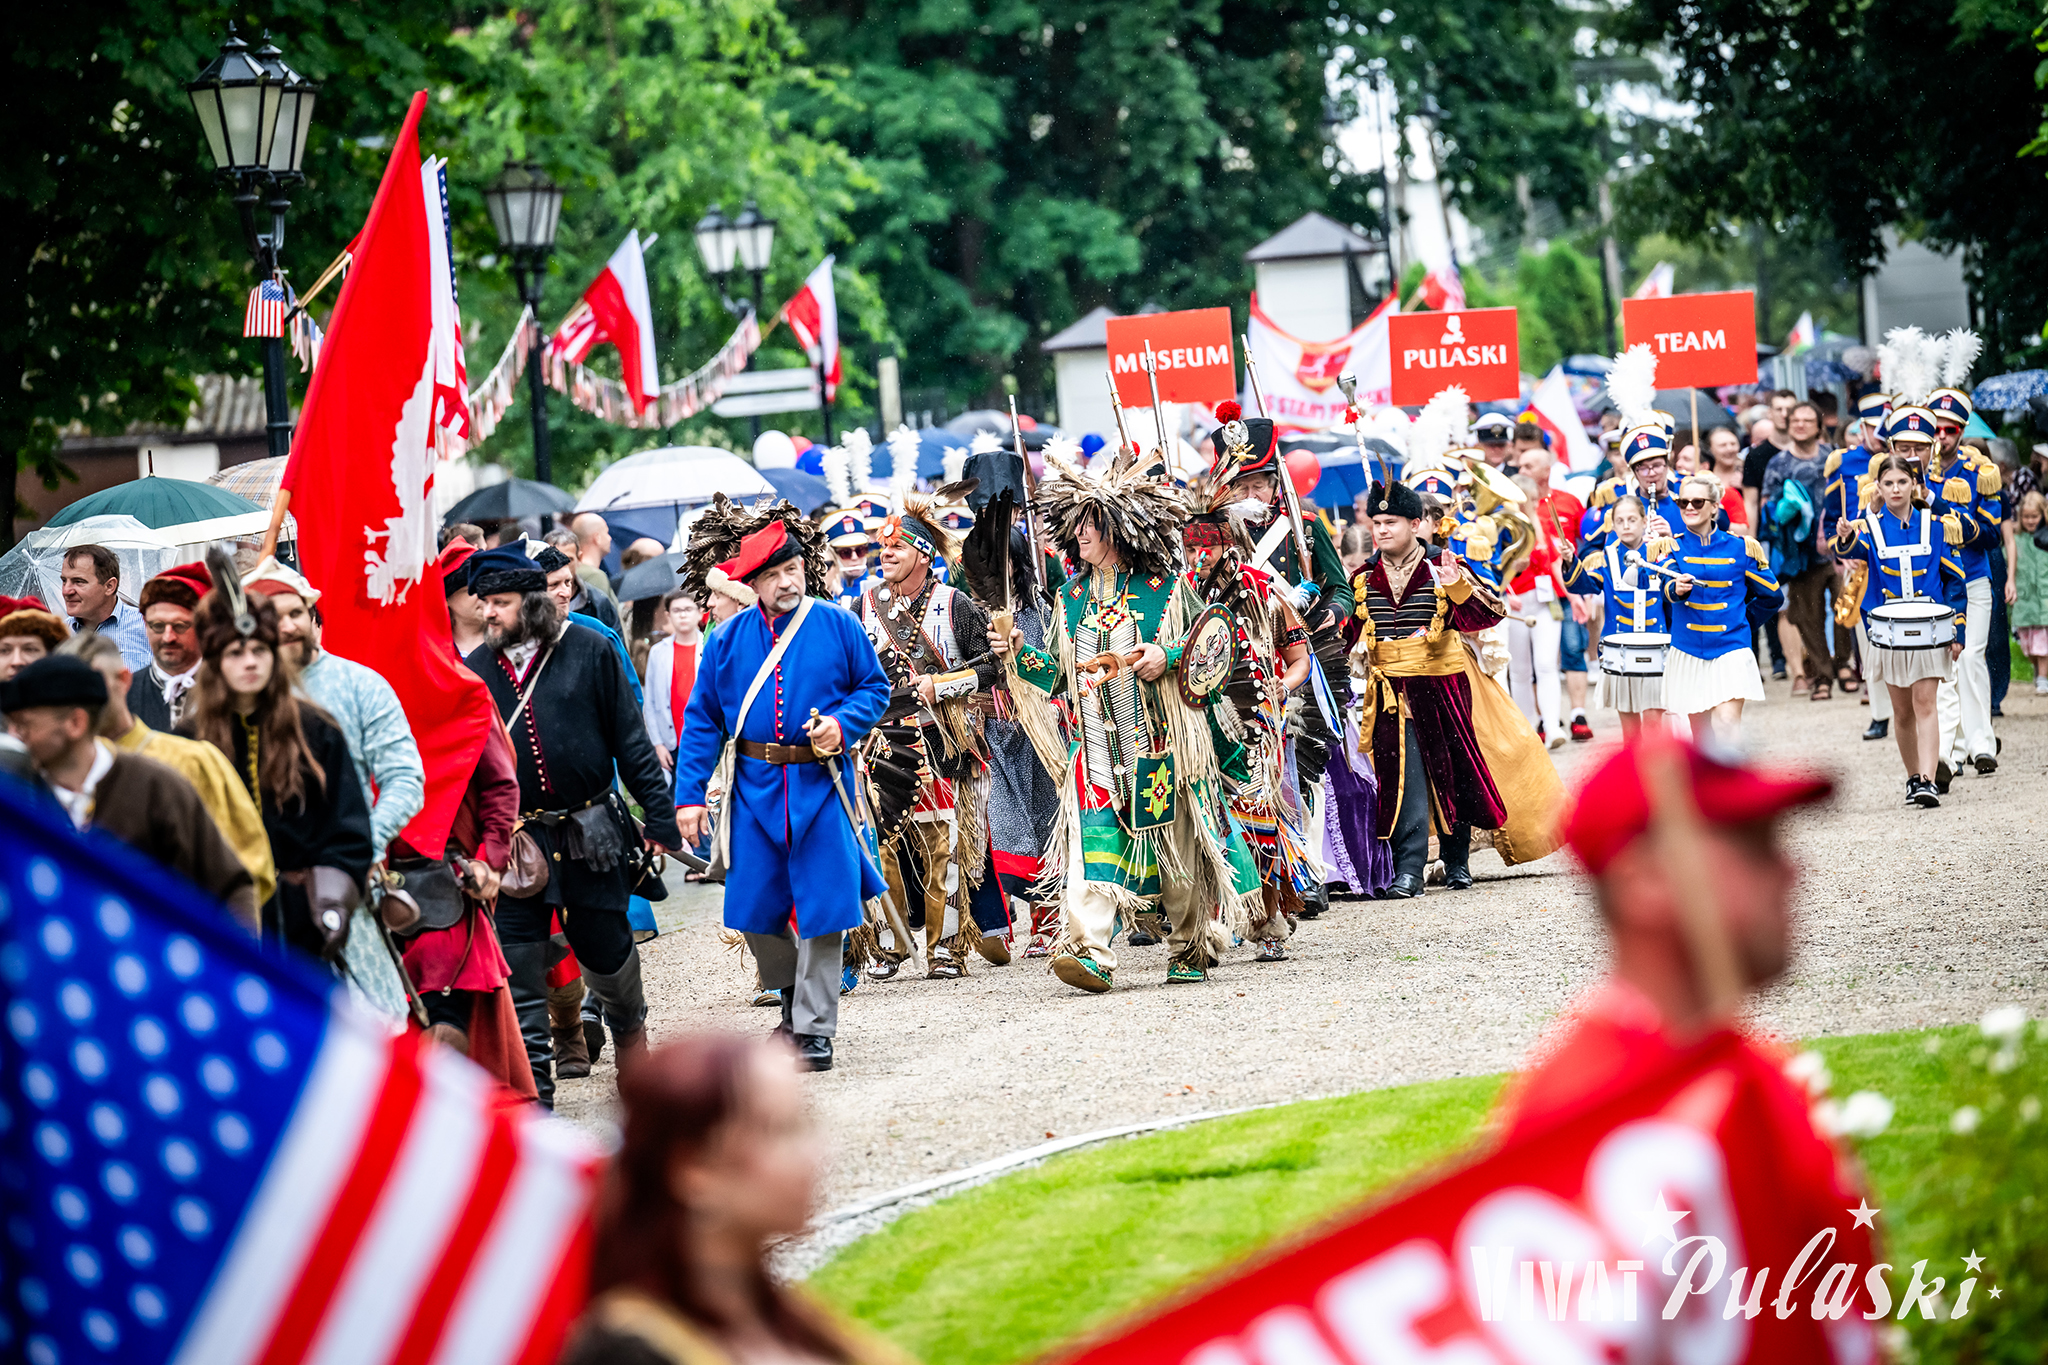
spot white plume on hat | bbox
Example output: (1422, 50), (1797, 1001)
(1604, 343), (1661, 431)
(821, 442), (853, 508)
(845, 426), (876, 494)
(1879, 327), (1941, 404)
(954, 429), (1001, 486)
(1042, 434), (1084, 472)
(1406, 385), (1470, 466)
(1940, 328), (1982, 391)
(886, 424), (920, 502)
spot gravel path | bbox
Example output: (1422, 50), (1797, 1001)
(557, 681), (2047, 1209)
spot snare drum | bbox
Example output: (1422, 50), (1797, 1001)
(1599, 632), (1670, 676)
(1865, 599), (1957, 650)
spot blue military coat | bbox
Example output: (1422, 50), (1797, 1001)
(673, 597), (890, 937)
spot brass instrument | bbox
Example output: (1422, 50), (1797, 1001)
(1463, 456), (1537, 583)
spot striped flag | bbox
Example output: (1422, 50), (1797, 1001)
(0, 774), (598, 1365)
(244, 279), (290, 338)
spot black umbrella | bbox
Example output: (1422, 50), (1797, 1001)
(616, 550), (688, 603)
(945, 409), (1011, 437)
(758, 466), (832, 515)
(1651, 388), (1735, 437)
(443, 478), (576, 524)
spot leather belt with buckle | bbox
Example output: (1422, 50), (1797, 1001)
(739, 739), (816, 765)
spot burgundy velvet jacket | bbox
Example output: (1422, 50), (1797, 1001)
(1345, 549), (1508, 837)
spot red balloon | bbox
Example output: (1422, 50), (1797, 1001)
(1285, 449), (1321, 497)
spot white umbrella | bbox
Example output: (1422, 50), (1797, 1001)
(575, 446), (775, 512)
(0, 515), (181, 610)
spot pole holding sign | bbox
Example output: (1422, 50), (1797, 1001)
(1620, 290), (1758, 390)
(1387, 306), (1520, 406)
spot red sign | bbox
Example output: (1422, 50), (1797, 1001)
(1046, 1033), (1892, 1365)
(1622, 291), (1759, 388)
(1388, 306), (1521, 405)
(1105, 307), (1237, 408)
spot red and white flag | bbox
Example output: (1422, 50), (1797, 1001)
(1416, 262), (1468, 313)
(551, 229), (661, 414)
(1530, 364), (1604, 473)
(281, 91), (496, 853)
(1632, 262), (1676, 299)
(780, 255), (840, 401)
(1244, 292), (1397, 432)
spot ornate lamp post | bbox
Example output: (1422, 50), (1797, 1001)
(186, 24), (319, 463)
(484, 162), (565, 485)
(694, 199), (777, 440)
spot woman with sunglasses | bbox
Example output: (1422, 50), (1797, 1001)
(1832, 452), (1968, 806)
(1656, 474), (1784, 750)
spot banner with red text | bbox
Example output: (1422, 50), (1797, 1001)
(1047, 1033), (1891, 1365)
(1243, 293), (1397, 433)
(1622, 291), (1759, 389)
(1104, 307), (1237, 409)
(1389, 306), (1520, 405)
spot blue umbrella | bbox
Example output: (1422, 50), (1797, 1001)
(758, 466), (832, 514)
(1970, 370), (2048, 411)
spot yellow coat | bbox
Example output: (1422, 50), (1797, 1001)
(114, 721), (277, 909)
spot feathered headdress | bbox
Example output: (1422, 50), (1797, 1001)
(846, 426), (876, 494)
(1031, 441), (1190, 579)
(204, 544), (257, 640)
(1604, 344), (1660, 431)
(1405, 385), (1471, 468)
(1940, 328), (1982, 391)
(678, 494), (828, 602)
(1878, 327), (1941, 405)
(821, 442), (853, 509)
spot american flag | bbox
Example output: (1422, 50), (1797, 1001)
(0, 776), (599, 1365)
(244, 279), (291, 338)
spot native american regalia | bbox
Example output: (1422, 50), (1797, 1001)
(1005, 446), (1259, 987)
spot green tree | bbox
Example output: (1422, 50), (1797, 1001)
(5, 2), (467, 545)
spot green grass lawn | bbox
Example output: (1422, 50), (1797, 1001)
(813, 1024), (2033, 1364)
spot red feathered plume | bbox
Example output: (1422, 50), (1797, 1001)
(1213, 400), (1242, 423)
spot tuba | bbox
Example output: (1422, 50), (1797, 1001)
(1463, 456), (1536, 582)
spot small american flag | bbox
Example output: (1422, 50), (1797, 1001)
(0, 777), (599, 1365)
(244, 279), (290, 338)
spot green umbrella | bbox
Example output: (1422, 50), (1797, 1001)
(46, 476), (263, 531)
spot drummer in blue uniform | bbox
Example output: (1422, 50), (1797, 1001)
(1563, 494), (1667, 739)
(1924, 379), (2003, 787)
(1648, 461), (1784, 752)
(1832, 449), (1968, 807)
(1827, 392), (1893, 740)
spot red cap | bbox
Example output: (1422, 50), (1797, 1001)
(438, 540), (479, 577)
(1563, 740), (1832, 875)
(139, 561), (212, 612)
(715, 520), (794, 583)
(0, 594), (48, 617)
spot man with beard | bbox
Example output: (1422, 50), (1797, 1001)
(127, 561), (211, 731)
(674, 504), (892, 1071)
(464, 545), (679, 1101)
(1213, 406), (1353, 626)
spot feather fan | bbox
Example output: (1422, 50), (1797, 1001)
(1603, 343), (1660, 429)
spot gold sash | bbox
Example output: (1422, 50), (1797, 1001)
(1357, 632), (1469, 714)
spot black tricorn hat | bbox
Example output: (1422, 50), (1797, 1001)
(962, 449), (1027, 515)
(1366, 479), (1424, 520)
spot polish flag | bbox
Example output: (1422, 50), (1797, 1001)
(281, 91), (496, 853)
(1528, 364), (1604, 473)
(780, 255), (840, 401)
(551, 229), (661, 414)
(1632, 261), (1676, 299)
(1415, 262), (1467, 313)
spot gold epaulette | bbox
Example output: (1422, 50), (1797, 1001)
(1976, 462), (2002, 497)
(1823, 450), (1843, 477)
(1942, 476), (1974, 505)
(1644, 535), (1678, 562)
(1591, 477), (1623, 509)
(1942, 512), (1964, 546)
(1744, 537), (1769, 568)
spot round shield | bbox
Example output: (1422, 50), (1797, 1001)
(1176, 603), (1239, 708)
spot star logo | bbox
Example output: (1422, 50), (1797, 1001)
(1848, 1199), (1880, 1229)
(1989, 1286), (2002, 1299)
(1640, 1194), (1690, 1248)
(1962, 1250), (1985, 1273)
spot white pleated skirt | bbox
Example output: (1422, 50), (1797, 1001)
(1866, 642), (1952, 688)
(1663, 648), (1766, 714)
(1602, 671), (1664, 713)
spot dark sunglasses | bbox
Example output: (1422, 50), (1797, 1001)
(1675, 496), (1713, 510)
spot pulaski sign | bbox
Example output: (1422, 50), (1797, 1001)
(1388, 306), (1520, 405)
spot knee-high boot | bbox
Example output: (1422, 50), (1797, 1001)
(548, 978), (590, 1079)
(581, 946), (649, 1078)
(502, 941), (554, 1108)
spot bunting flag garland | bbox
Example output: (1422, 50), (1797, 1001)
(460, 305), (540, 447)
(540, 306), (761, 430)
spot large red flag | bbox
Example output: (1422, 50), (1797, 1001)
(282, 91), (493, 852)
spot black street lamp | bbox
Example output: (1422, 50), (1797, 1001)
(484, 162), (565, 486)
(694, 199), (777, 440)
(187, 24), (319, 464)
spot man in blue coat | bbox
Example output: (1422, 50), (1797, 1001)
(675, 515), (890, 1072)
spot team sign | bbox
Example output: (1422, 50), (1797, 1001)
(1105, 307), (1237, 408)
(1388, 307), (1520, 405)
(1622, 290), (1759, 388)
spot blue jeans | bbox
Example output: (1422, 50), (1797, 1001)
(1560, 615), (1589, 674)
